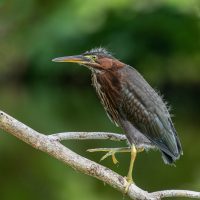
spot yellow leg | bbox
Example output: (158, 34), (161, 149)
(125, 144), (137, 193)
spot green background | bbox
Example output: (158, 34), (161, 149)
(0, 0), (200, 199)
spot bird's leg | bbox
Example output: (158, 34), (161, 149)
(126, 144), (136, 182)
(125, 144), (137, 193)
(87, 147), (130, 164)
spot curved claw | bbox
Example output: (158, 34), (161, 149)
(100, 150), (119, 164)
(112, 153), (119, 164)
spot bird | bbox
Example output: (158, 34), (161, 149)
(52, 47), (183, 186)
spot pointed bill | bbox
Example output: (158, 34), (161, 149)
(52, 55), (90, 64)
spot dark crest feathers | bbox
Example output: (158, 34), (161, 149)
(83, 47), (113, 58)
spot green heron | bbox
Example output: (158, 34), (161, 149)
(52, 48), (182, 186)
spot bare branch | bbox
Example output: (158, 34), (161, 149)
(49, 132), (157, 151)
(0, 110), (199, 200)
(49, 131), (126, 141)
(152, 190), (200, 199)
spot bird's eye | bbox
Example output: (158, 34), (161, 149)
(84, 55), (97, 61)
(91, 55), (97, 60)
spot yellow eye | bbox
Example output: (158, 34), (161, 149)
(91, 55), (97, 60)
(85, 55), (97, 61)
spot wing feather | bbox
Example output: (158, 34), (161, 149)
(120, 66), (182, 159)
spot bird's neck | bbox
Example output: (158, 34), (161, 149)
(91, 69), (122, 100)
(91, 68), (123, 126)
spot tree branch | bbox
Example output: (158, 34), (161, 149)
(49, 132), (156, 151)
(0, 110), (199, 200)
(49, 131), (127, 141)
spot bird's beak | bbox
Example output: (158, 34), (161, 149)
(52, 55), (90, 64)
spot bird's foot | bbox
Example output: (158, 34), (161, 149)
(124, 176), (134, 194)
(100, 149), (119, 164)
(87, 147), (130, 164)
(87, 146), (144, 164)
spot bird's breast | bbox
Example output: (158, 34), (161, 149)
(91, 71), (122, 126)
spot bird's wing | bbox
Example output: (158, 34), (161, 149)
(120, 66), (182, 159)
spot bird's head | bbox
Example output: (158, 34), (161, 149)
(52, 48), (124, 72)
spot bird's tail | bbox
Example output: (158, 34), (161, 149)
(161, 134), (183, 164)
(161, 152), (178, 164)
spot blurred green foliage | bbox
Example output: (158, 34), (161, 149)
(0, 0), (200, 199)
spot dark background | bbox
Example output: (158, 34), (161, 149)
(0, 0), (200, 199)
